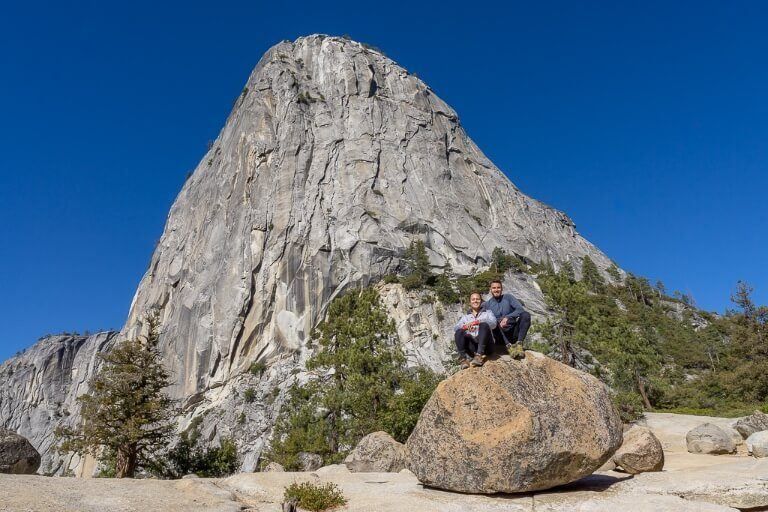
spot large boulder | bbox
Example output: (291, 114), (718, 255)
(0, 428), (41, 474)
(734, 411), (768, 439)
(686, 423), (736, 454)
(405, 352), (623, 494)
(746, 431), (768, 458)
(344, 431), (407, 473)
(612, 426), (664, 474)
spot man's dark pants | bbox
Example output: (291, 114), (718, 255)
(454, 323), (492, 359)
(491, 311), (531, 353)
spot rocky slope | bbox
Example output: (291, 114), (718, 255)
(1, 34), (614, 473)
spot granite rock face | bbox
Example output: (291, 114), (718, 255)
(0, 428), (41, 474)
(405, 352), (623, 493)
(1, 35), (617, 473)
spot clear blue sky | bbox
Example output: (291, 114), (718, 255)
(1, 1), (766, 361)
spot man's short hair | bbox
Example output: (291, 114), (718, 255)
(489, 279), (503, 287)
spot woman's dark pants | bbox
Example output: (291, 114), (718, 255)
(454, 323), (492, 359)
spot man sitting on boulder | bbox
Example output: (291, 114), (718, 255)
(454, 291), (497, 369)
(484, 280), (530, 359)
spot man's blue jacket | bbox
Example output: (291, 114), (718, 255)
(484, 293), (526, 327)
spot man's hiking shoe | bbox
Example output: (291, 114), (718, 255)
(459, 357), (471, 370)
(507, 343), (525, 360)
(470, 354), (486, 367)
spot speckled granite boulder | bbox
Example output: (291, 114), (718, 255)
(406, 352), (622, 493)
(687, 423), (736, 455)
(613, 426), (664, 474)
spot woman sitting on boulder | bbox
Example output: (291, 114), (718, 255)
(454, 291), (497, 369)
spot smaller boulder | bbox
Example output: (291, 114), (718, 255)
(262, 462), (285, 472)
(344, 431), (407, 473)
(0, 428), (41, 474)
(686, 423), (736, 455)
(612, 426), (664, 474)
(746, 431), (768, 458)
(734, 411), (768, 439)
(296, 452), (323, 471)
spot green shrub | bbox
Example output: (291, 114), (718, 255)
(153, 433), (240, 478)
(612, 391), (645, 423)
(383, 274), (400, 284)
(283, 482), (347, 511)
(243, 388), (257, 403)
(249, 361), (267, 377)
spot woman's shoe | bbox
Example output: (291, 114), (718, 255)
(459, 357), (471, 370)
(470, 354), (485, 367)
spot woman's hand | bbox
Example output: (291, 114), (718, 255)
(463, 320), (479, 330)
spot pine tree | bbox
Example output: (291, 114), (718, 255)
(401, 239), (433, 289)
(606, 263), (622, 281)
(55, 312), (176, 478)
(732, 281), (757, 319)
(580, 256), (605, 292)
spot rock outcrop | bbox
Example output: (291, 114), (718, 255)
(734, 411), (768, 439)
(0, 428), (41, 474)
(747, 431), (768, 458)
(686, 423), (737, 455)
(0, 35), (617, 473)
(612, 425), (664, 474)
(344, 431), (406, 473)
(405, 352), (623, 493)
(0, 332), (119, 475)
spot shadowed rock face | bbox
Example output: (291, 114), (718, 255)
(405, 352), (623, 493)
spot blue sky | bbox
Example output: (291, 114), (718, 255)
(1, 1), (766, 361)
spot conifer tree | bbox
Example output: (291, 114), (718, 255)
(606, 263), (622, 281)
(401, 239), (433, 289)
(580, 256), (605, 292)
(55, 312), (176, 478)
